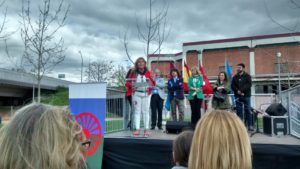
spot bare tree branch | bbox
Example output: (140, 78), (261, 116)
(122, 28), (134, 64)
(85, 60), (114, 83)
(20, 0), (69, 102)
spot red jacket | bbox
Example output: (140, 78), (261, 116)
(125, 68), (155, 96)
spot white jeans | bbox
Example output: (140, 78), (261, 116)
(133, 92), (150, 130)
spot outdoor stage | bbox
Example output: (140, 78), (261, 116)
(102, 129), (300, 169)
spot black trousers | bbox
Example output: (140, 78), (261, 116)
(189, 96), (203, 129)
(150, 94), (164, 128)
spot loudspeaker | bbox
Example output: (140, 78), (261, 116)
(265, 103), (287, 116)
(263, 115), (288, 136)
(165, 121), (191, 134)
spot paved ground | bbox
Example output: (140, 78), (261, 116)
(105, 129), (300, 145)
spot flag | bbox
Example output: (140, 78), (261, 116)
(199, 64), (213, 95)
(168, 61), (175, 79)
(183, 61), (191, 93)
(225, 57), (233, 79)
(169, 61), (175, 69)
(199, 64), (213, 112)
(69, 83), (106, 169)
(225, 57), (235, 107)
(165, 93), (171, 111)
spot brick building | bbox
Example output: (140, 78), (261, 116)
(149, 32), (300, 94)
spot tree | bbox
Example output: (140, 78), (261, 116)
(85, 60), (114, 83)
(123, 0), (170, 66)
(0, 0), (10, 40)
(20, 0), (70, 103)
(111, 65), (128, 89)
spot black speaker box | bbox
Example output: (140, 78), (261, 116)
(263, 115), (288, 136)
(265, 103), (287, 116)
(165, 121), (191, 134)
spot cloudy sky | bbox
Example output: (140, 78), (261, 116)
(0, 0), (299, 82)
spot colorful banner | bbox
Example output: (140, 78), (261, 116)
(69, 83), (106, 169)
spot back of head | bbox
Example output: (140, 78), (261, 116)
(188, 110), (252, 169)
(173, 130), (194, 167)
(0, 103), (85, 169)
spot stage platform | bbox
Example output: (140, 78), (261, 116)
(103, 129), (300, 169)
(105, 129), (300, 145)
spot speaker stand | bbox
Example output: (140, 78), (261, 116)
(250, 109), (262, 137)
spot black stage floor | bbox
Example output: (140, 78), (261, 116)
(103, 130), (300, 169)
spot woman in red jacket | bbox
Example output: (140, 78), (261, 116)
(125, 57), (155, 137)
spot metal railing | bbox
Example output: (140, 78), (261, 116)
(282, 86), (300, 138)
(104, 87), (278, 133)
(105, 88), (129, 133)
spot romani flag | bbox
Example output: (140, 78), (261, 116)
(183, 61), (191, 93)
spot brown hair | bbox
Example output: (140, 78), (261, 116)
(170, 68), (181, 77)
(173, 131), (194, 167)
(134, 57), (147, 70)
(189, 110), (252, 169)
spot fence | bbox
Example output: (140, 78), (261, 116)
(105, 88), (129, 133)
(282, 86), (300, 139)
(105, 87), (277, 133)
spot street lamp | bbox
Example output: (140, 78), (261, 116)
(277, 52), (282, 102)
(78, 51), (84, 83)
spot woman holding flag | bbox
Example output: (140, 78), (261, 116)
(187, 67), (204, 129)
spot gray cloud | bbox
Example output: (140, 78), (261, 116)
(0, 0), (299, 82)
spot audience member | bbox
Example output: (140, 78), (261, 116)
(0, 103), (86, 169)
(189, 110), (252, 169)
(172, 131), (194, 169)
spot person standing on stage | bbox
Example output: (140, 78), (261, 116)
(125, 68), (134, 129)
(126, 57), (155, 137)
(168, 68), (185, 121)
(212, 71), (231, 110)
(150, 68), (165, 130)
(187, 67), (203, 129)
(231, 63), (253, 131)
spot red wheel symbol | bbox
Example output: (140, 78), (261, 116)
(76, 112), (102, 156)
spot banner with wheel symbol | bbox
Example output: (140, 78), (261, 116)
(69, 83), (106, 169)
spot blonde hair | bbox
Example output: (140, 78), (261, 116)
(191, 66), (199, 76)
(0, 103), (86, 169)
(188, 110), (252, 169)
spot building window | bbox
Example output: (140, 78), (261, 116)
(274, 62), (288, 73)
(219, 66), (225, 72)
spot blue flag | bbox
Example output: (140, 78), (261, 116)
(165, 93), (171, 111)
(225, 57), (235, 107)
(225, 57), (233, 79)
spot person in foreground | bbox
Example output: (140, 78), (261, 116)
(189, 110), (252, 169)
(172, 130), (194, 169)
(0, 103), (87, 169)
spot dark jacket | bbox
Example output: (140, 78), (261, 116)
(212, 80), (231, 109)
(168, 77), (184, 100)
(231, 72), (252, 97)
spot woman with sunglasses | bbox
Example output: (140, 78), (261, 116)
(0, 103), (87, 169)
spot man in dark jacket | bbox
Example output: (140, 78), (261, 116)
(231, 63), (253, 131)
